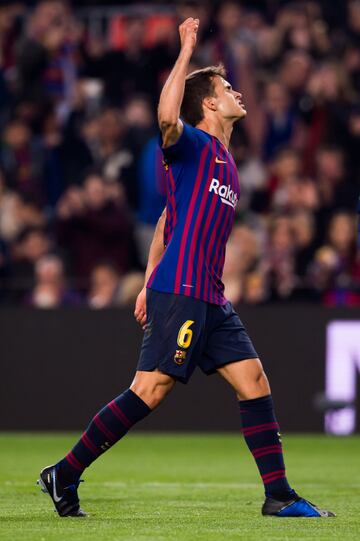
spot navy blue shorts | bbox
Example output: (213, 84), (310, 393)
(137, 289), (258, 384)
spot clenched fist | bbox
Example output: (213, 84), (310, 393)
(179, 17), (199, 53)
(134, 287), (147, 329)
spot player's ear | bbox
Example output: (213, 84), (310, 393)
(203, 96), (217, 112)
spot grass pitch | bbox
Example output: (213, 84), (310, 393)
(0, 433), (359, 541)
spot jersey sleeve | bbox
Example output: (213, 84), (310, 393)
(159, 122), (204, 164)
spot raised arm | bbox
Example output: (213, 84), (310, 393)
(158, 17), (199, 148)
(134, 208), (167, 327)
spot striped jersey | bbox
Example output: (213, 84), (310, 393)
(147, 123), (240, 305)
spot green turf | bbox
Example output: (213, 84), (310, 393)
(0, 433), (359, 541)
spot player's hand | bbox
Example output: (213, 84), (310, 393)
(134, 287), (147, 329)
(179, 17), (199, 53)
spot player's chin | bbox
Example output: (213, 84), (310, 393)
(238, 105), (247, 118)
(233, 110), (247, 122)
(232, 104), (247, 120)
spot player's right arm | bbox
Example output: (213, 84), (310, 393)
(134, 208), (166, 328)
(158, 17), (199, 149)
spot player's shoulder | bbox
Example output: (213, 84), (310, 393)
(160, 122), (210, 162)
(182, 122), (211, 144)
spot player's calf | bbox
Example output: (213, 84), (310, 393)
(38, 373), (174, 515)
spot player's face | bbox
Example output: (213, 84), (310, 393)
(213, 76), (247, 120)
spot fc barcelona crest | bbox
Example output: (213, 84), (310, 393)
(174, 349), (187, 365)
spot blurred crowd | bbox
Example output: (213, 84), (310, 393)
(0, 0), (359, 308)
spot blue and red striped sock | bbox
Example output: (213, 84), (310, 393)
(57, 389), (151, 484)
(239, 395), (294, 500)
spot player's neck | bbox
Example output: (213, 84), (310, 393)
(196, 118), (233, 149)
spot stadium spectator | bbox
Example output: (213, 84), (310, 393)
(82, 107), (138, 209)
(56, 174), (134, 289)
(16, 0), (81, 119)
(88, 262), (121, 308)
(26, 253), (81, 308)
(291, 210), (318, 298)
(278, 50), (312, 109)
(9, 226), (51, 302)
(122, 95), (158, 211)
(314, 146), (357, 243)
(302, 61), (355, 173)
(250, 148), (303, 214)
(0, 118), (45, 204)
(88, 262), (144, 308)
(263, 216), (296, 301)
(310, 211), (360, 304)
(261, 81), (299, 162)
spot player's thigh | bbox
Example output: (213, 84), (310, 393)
(200, 302), (258, 377)
(217, 358), (270, 400)
(130, 369), (176, 409)
(138, 289), (206, 384)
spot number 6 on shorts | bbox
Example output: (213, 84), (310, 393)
(177, 320), (195, 349)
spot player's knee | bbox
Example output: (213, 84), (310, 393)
(251, 365), (269, 391)
(151, 385), (171, 408)
(131, 383), (169, 409)
(255, 364), (267, 384)
(236, 361), (271, 400)
(130, 371), (175, 410)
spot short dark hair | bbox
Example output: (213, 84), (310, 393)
(181, 64), (227, 127)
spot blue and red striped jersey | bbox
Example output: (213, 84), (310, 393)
(147, 123), (240, 305)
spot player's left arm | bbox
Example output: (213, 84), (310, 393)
(158, 17), (199, 148)
(134, 208), (166, 328)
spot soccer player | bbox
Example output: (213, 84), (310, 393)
(38, 18), (334, 518)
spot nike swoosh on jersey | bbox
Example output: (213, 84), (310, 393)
(52, 469), (62, 503)
(215, 157), (227, 164)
